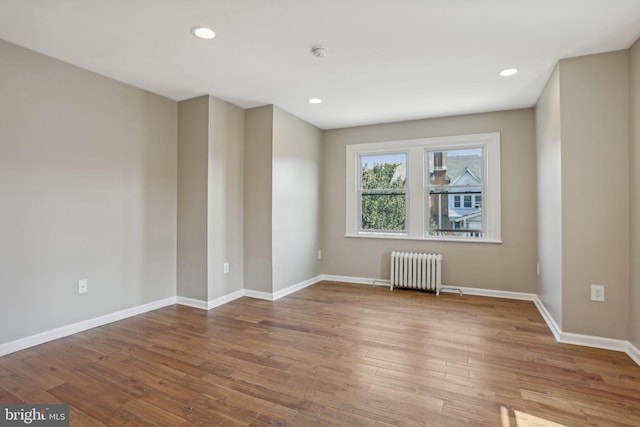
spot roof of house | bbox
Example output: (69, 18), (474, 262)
(446, 155), (482, 183)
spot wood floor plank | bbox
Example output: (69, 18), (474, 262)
(2, 357), (65, 390)
(121, 398), (187, 427)
(1, 281), (640, 426)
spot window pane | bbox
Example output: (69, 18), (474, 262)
(428, 193), (483, 237)
(428, 148), (483, 180)
(361, 153), (406, 190)
(427, 148), (484, 238)
(360, 153), (407, 232)
(361, 193), (406, 231)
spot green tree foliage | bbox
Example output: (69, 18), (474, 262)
(361, 162), (406, 231)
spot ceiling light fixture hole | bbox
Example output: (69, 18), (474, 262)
(311, 46), (328, 57)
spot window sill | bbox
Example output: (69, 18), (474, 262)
(345, 233), (502, 244)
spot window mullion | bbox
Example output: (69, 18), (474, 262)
(407, 146), (423, 238)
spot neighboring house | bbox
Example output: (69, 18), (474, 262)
(429, 153), (483, 232)
(450, 208), (483, 230)
(448, 166), (482, 230)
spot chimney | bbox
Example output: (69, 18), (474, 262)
(432, 152), (450, 185)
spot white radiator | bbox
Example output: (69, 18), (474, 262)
(390, 251), (443, 295)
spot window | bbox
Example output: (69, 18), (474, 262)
(428, 147), (484, 238)
(346, 132), (501, 242)
(359, 153), (407, 233)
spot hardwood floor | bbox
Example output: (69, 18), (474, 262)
(1, 281), (639, 426)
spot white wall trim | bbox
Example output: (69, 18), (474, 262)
(177, 289), (246, 308)
(272, 275), (322, 300)
(207, 289), (245, 309)
(626, 342), (640, 366)
(440, 286), (536, 301)
(243, 275), (324, 302)
(0, 297), (177, 357)
(320, 274), (389, 286)
(243, 289), (275, 301)
(532, 295), (562, 342)
(321, 276), (539, 301)
(176, 296), (209, 310)
(556, 331), (629, 352)
(533, 296), (638, 363)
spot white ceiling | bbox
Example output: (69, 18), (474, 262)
(1, 1), (640, 130)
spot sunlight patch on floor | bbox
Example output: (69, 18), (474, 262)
(501, 406), (567, 427)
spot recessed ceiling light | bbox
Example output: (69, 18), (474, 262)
(308, 98), (322, 104)
(499, 68), (518, 77)
(191, 26), (216, 40)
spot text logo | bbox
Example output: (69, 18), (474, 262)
(0, 405), (69, 426)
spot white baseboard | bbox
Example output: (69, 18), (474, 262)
(534, 296), (637, 363)
(627, 342), (640, 365)
(557, 331), (629, 352)
(441, 286), (536, 301)
(533, 296), (562, 342)
(207, 289), (245, 309)
(177, 289), (246, 309)
(176, 296), (209, 310)
(178, 276), (324, 306)
(321, 275), (538, 300)
(244, 275), (323, 302)
(321, 275), (537, 300)
(273, 275), (322, 300)
(243, 289), (275, 301)
(320, 274), (389, 286)
(0, 297), (177, 357)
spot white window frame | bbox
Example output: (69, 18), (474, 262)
(345, 132), (501, 243)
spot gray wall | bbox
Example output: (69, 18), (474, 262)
(630, 39), (640, 348)
(272, 107), (322, 292)
(177, 95), (245, 302)
(322, 109), (538, 293)
(0, 40), (177, 343)
(244, 106), (274, 293)
(177, 96), (209, 301)
(535, 67), (563, 328)
(244, 106), (323, 293)
(559, 51), (630, 339)
(207, 96), (245, 299)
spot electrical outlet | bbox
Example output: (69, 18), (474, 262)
(223, 262), (230, 274)
(317, 250), (322, 260)
(78, 279), (88, 294)
(536, 262), (540, 276)
(590, 284), (604, 302)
